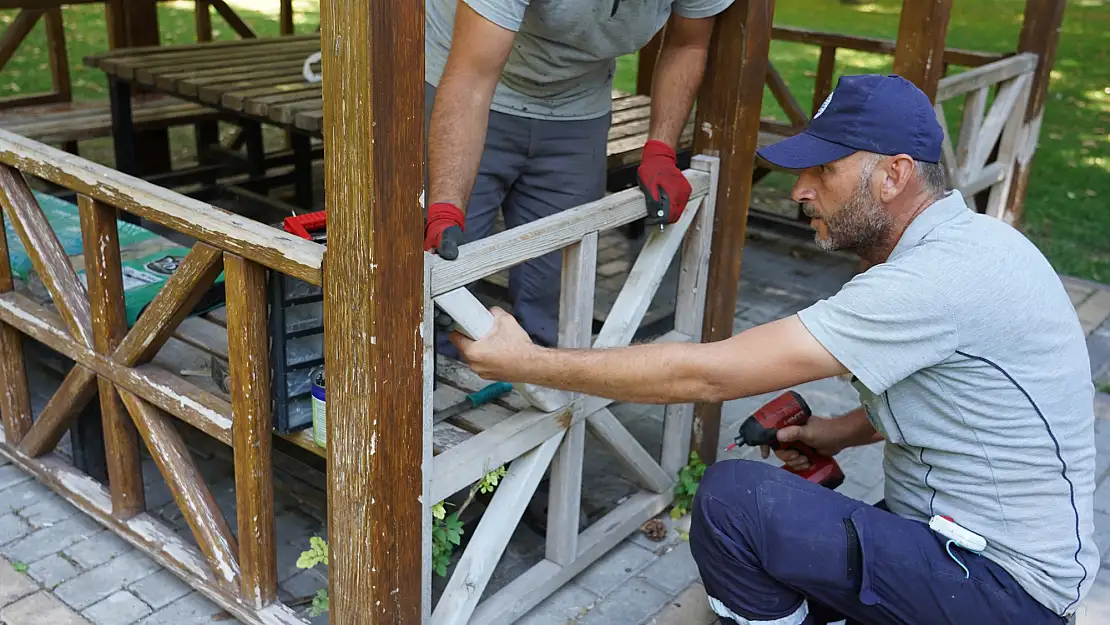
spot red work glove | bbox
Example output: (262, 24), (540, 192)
(424, 202), (466, 260)
(637, 140), (691, 226)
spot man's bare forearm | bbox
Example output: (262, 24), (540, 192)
(646, 30), (709, 147)
(428, 71), (496, 209)
(515, 342), (725, 404)
(836, 406), (883, 448)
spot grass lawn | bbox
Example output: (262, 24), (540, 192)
(2, 0), (1108, 280)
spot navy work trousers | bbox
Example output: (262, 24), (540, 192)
(424, 82), (610, 353)
(689, 459), (1069, 625)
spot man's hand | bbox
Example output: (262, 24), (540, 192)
(759, 407), (881, 471)
(424, 202), (466, 260)
(637, 140), (691, 225)
(449, 307), (538, 381)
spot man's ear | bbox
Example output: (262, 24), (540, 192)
(878, 154), (915, 202)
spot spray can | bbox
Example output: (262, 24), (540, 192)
(310, 366), (326, 447)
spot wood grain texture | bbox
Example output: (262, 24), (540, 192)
(469, 492), (670, 625)
(0, 10), (43, 70)
(0, 434), (307, 625)
(43, 7), (70, 100)
(0, 130), (323, 285)
(432, 433), (564, 625)
(664, 155), (718, 476)
(18, 364), (98, 457)
(891, 0), (953, 102)
(0, 203), (31, 445)
(765, 62), (806, 128)
(80, 194), (145, 518)
(690, 0), (774, 464)
(1004, 0), (1066, 226)
(0, 292), (234, 446)
(113, 242), (223, 366)
(319, 0), (425, 621)
(935, 52), (1038, 102)
(0, 164), (93, 347)
(224, 254), (277, 608)
(429, 170), (709, 296)
(120, 390), (241, 591)
(547, 232), (597, 565)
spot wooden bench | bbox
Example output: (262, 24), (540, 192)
(605, 91), (791, 190)
(0, 95), (222, 147)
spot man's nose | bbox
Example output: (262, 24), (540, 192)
(791, 173), (817, 204)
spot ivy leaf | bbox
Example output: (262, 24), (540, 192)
(309, 589), (329, 616)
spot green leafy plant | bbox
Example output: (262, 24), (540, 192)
(11, 561), (28, 573)
(294, 462), (511, 614)
(671, 451), (707, 519)
(310, 588), (329, 617)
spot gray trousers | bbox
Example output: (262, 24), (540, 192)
(424, 82), (610, 350)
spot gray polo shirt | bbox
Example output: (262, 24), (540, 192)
(797, 191), (1099, 617)
(425, 0), (734, 121)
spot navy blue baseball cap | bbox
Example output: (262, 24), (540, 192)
(756, 74), (944, 170)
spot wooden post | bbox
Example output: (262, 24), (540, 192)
(689, 0), (775, 465)
(1004, 0), (1066, 226)
(320, 0), (425, 622)
(105, 0), (172, 176)
(891, 0), (953, 102)
(636, 29), (665, 96)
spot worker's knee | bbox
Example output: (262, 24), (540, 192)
(694, 458), (781, 514)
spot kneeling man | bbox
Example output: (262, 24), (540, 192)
(450, 74), (1097, 625)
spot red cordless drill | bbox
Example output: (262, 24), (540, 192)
(728, 391), (845, 490)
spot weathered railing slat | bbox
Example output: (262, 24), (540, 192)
(429, 169), (710, 296)
(0, 164), (93, 347)
(80, 194), (146, 519)
(0, 206), (31, 445)
(119, 390), (242, 591)
(225, 253), (278, 608)
(0, 129), (323, 285)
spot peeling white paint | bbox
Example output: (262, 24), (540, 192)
(142, 379), (233, 432)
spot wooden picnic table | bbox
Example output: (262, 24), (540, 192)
(83, 35), (710, 208)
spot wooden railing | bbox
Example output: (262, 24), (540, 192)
(0, 127), (319, 624)
(0, 124), (720, 623)
(426, 155), (719, 624)
(760, 25), (1007, 137)
(933, 52), (1039, 223)
(0, 0), (295, 112)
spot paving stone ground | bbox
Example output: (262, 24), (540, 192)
(2, 229), (1110, 624)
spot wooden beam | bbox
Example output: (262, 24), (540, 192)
(935, 52), (1038, 102)
(429, 170), (710, 296)
(891, 0), (953, 102)
(80, 195), (145, 519)
(664, 155), (718, 475)
(0, 10), (43, 72)
(690, 0), (774, 465)
(43, 7), (71, 101)
(0, 164), (93, 347)
(320, 0), (425, 622)
(120, 391), (241, 592)
(0, 292), (234, 448)
(0, 434), (306, 625)
(112, 242), (223, 366)
(432, 434), (564, 625)
(224, 254), (277, 608)
(0, 193), (31, 446)
(108, 0), (172, 176)
(1004, 0), (1067, 226)
(546, 232), (597, 565)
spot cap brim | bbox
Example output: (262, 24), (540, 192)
(755, 131), (857, 171)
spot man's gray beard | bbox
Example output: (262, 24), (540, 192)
(813, 177), (894, 255)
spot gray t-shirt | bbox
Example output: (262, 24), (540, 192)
(797, 191), (1099, 617)
(425, 0), (734, 120)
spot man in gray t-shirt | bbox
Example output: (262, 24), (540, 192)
(450, 73), (1097, 624)
(423, 0), (733, 352)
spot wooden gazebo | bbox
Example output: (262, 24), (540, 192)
(0, 0), (1065, 623)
